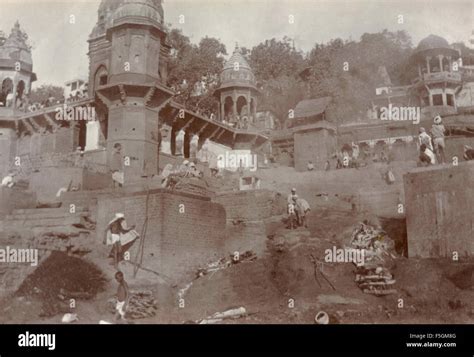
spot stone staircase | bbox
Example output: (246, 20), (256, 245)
(1, 206), (94, 234)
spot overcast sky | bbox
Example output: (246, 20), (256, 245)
(0, 0), (472, 87)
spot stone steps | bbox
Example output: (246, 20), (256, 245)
(2, 206), (94, 232)
(4, 215), (87, 229)
(5, 211), (89, 221)
(13, 206), (88, 215)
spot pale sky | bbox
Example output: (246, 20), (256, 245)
(0, 0), (472, 87)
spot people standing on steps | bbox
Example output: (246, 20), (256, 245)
(110, 143), (124, 188)
(1, 172), (16, 188)
(419, 143), (436, 166)
(418, 127), (433, 152)
(431, 115), (446, 164)
(104, 213), (140, 269)
(295, 198), (311, 228)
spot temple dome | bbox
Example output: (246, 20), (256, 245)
(411, 34), (459, 63)
(416, 34), (451, 52)
(0, 21), (33, 69)
(91, 0), (164, 39)
(217, 45), (257, 91)
(111, 0), (164, 27)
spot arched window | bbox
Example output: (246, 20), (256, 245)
(94, 65), (108, 90)
(0, 78), (13, 107)
(236, 96), (248, 116)
(16, 80), (25, 98)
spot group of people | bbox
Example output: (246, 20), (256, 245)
(222, 113), (254, 130)
(418, 115), (446, 166)
(161, 159), (203, 189)
(334, 143), (361, 169)
(286, 188), (311, 229)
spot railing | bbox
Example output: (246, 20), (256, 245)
(413, 71), (462, 84)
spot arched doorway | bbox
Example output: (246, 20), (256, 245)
(16, 80), (25, 108)
(236, 96), (247, 116)
(223, 96), (234, 120)
(1, 78), (13, 107)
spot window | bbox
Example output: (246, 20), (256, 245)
(71, 82), (77, 91)
(447, 94), (454, 106)
(99, 75), (107, 86)
(432, 94), (443, 106)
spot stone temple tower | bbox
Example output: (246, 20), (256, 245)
(214, 45), (259, 125)
(0, 21), (37, 113)
(88, 0), (173, 183)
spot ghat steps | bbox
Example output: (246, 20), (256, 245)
(1, 206), (93, 233)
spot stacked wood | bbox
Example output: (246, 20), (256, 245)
(350, 222), (397, 296)
(108, 290), (158, 320)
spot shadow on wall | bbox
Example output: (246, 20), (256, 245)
(379, 217), (408, 257)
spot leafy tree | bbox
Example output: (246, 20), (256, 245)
(246, 37), (306, 126)
(167, 29), (227, 116)
(249, 37), (305, 82)
(305, 30), (416, 124)
(30, 84), (64, 103)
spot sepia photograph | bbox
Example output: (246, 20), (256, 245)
(0, 0), (473, 353)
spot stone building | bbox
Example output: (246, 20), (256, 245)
(410, 34), (462, 117)
(0, 21), (36, 112)
(0, 0), (268, 283)
(213, 45), (260, 129)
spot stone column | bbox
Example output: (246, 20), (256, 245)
(246, 94), (251, 117)
(438, 55), (443, 72)
(220, 100), (225, 121)
(170, 125), (177, 155)
(426, 56), (431, 74)
(232, 91), (237, 118)
(418, 64), (422, 77)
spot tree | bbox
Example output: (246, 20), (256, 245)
(246, 38), (307, 126)
(249, 37), (305, 82)
(305, 30), (416, 124)
(167, 29), (227, 116)
(30, 84), (64, 104)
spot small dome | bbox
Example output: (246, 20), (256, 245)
(0, 21), (32, 67)
(411, 34), (459, 63)
(416, 34), (451, 52)
(111, 0), (164, 27)
(90, 0), (123, 39)
(217, 45), (257, 91)
(91, 0), (164, 39)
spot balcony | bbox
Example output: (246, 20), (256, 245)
(413, 71), (462, 86)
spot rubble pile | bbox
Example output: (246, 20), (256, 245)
(108, 290), (158, 320)
(198, 307), (247, 324)
(16, 251), (106, 317)
(195, 250), (257, 278)
(350, 222), (397, 296)
(36, 230), (93, 255)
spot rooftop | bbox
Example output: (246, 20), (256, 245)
(293, 96), (332, 119)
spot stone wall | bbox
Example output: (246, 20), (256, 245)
(404, 162), (474, 258)
(96, 189), (226, 282)
(213, 189), (279, 221)
(294, 129), (336, 171)
(0, 187), (36, 216)
(29, 167), (110, 203)
(213, 190), (284, 256)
